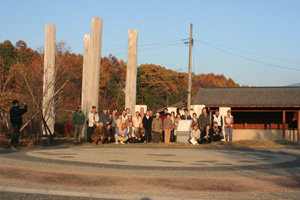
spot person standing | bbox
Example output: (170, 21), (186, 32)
(198, 107), (210, 131)
(100, 108), (110, 128)
(142, 111), (153, 143)
(133, 111), (142, 132)
(181, 109), (191, 120)
(224, 110), (234, 141)
(152, 113), (162, 143)
(170, 112), (176, 143)
(110, 110), (118, 142)
(191, 113), (198, 128)
(87, 106), (99, 143)
(160, 108), (168, 142)
(212, 109), (223, 128)
(121, 110), (127, 124)
(173, 114), (181, 143)
(9, 99), (28, 150)
(163, 113), (173, 144)
(72, 106), (85, 144)
(125, 114), (133, 127)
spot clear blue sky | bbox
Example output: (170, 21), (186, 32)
(1, 0), (300, 86)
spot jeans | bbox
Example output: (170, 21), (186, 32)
(225, 127), (233, 141)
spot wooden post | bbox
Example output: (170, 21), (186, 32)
(282, 110), (286, 140)
(297, 110), (300, 141)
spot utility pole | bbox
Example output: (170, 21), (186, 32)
(187, 23), (193, 114)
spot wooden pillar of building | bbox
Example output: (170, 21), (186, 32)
(298, 110), (300, 141)
(282, 110), (286, 140)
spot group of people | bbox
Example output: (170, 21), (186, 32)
(188, 108), (234, 145)
(72, 105), (234, 146)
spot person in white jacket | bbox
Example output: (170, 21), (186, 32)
(87, 106), (99, 143)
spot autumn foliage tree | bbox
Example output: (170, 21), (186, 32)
(0, 39), (240, 138)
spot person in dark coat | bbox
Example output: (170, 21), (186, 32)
(103, 124), (112, 144)
(199, 124), (213, 144)
(137, 123), (146, 143)
(142, 111), (153, 143)
(181, 108), (192, 120)
(212, 121), (222, 142)
(9, 99), (28, 150)
(198, 107), (210, 131)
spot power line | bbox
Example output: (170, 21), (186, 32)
(196, 39), (300, 66)
(195, 40), (300, 72)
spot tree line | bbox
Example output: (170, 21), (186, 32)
(0, 39), (240, 127)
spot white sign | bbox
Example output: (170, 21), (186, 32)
(177, 120), (192, 132)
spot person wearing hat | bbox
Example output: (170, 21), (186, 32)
(224, 109), (234, 141)
(87, 106), (99, 143)
(152, 112), (162, 143)
(100, 107), (111, 128)
(9, 99), (28, 150)
(72, 105), (85, 144)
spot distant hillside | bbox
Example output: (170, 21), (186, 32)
(288, 83), (300, 87)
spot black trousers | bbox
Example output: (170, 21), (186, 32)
(137, 135), (146, 143)
(87, 126), (96, 143)
(11, 124), (20, 147)
(145, 129), (152, 142)
(128, 137), (137, 143)
(212, 134), (221, 142)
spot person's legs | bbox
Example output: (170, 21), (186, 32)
(229, 127), (233, 141)
(119, 136), (128, 143)
(115, 134), (119, 144)
(11, 124), (20, 148)
(153, 131), (159, 143)
(146, 129), (152, 142)
(111, 127), (116, 142)
(87, 127), (92, 143)
(74, 125), (79, 143)
(78, 125), (84, 143)
(164, 129), (171, 143)
(91, 135), (99, 145)
(225, 127), (229, 141)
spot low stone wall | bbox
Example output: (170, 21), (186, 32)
(232, 129), (298, 141)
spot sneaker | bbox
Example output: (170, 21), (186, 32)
(120, 141), (124, 144)
(144, 141), (147, 143)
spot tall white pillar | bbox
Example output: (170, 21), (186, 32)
(88, 18), (103, 112)
(125, 29), (138, 115)
(42, 24), (56, 135)
(81, 34), (90, 139)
